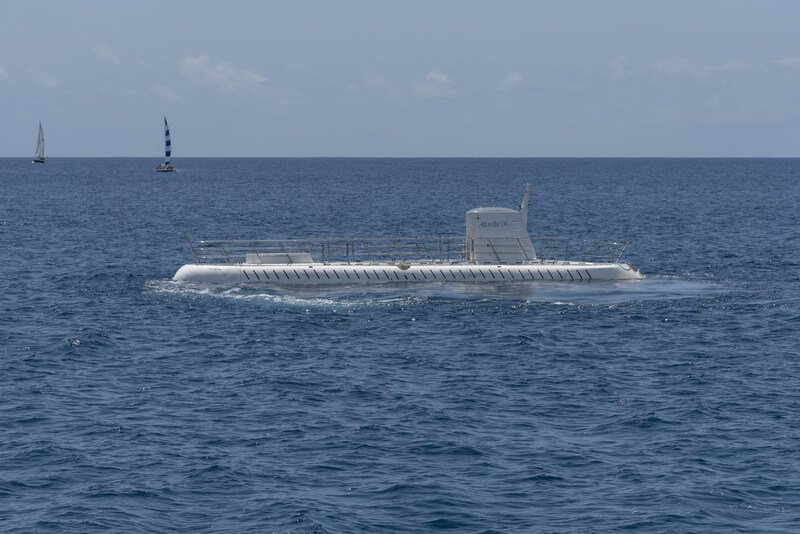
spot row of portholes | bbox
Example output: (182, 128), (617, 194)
(241, 267), (593, 282)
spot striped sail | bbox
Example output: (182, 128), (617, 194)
(163, 117), (171, 166)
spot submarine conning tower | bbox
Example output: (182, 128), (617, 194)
(465, 184), (537, 264)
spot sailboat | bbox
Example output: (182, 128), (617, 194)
(155, 116), (175, 172)
(32, 123), (46, 163)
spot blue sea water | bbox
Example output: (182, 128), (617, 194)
(1, 157), (799, 533)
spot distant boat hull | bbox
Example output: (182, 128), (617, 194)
(173, 261), (642, 285)
(155, 165), (175, 172)
(32, 157), (46, 163)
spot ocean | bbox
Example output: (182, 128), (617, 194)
(1, 157), (799, 532)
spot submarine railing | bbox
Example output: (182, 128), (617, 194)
(186, 236), (630, 265)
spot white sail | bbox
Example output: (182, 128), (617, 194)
(33, 123), (45, 162)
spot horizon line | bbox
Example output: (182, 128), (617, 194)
(3, 155), (800, 159)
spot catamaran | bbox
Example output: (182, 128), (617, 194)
(155, 117), (175, 172)
(173, 184), (643, 285)
(32, 123), (46, 163)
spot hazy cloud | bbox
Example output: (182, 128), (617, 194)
(360, 71), (393, 90)
(717, 59), (747, 72)
(611, 55), (629, 77)
(0, 64), (8, 80)
(773, 56), (800, 67)
(134, 57), (153, 71)
(350, 71), (402, 100)
(705, 93), (723, 108)
(93, 43), (120, 64)
(415, 70), (455, 98)
(654, 56), (697, 77)
(180, 54), (267, 91)
(503, 72), (522, 88)
(27, 68), (59, 87)
(425, 70), (452, 84)
(655, 57), (750, 79)
(149, 84), (182, 102)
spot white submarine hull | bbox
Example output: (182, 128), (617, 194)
(173, 184), (644, 286)
(173, 261), (642, 285)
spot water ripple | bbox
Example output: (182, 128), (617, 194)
(2, 158), (800, 532)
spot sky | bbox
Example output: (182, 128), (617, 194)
(2, 0), (800, 157)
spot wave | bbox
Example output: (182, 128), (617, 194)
(144, 276), (726, 309)
(143, 279), (431, 310)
